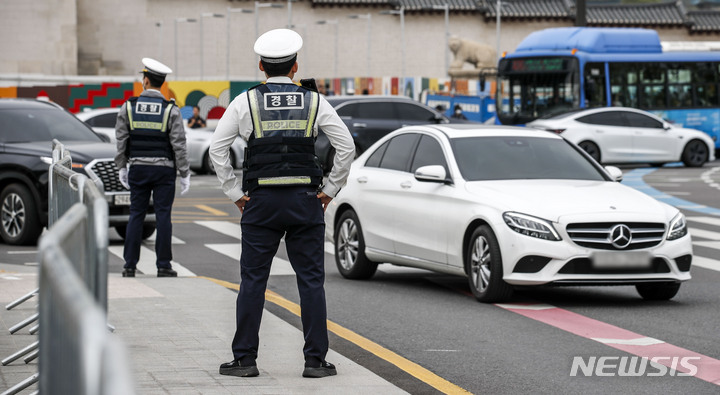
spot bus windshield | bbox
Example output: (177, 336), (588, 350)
(496, 57), (580, 125)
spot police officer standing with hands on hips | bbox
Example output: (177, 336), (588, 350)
(210, 29), (354, 378)
(115, 58), (191, 278)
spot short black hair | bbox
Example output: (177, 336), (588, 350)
(260, 55), (297, 77)
(144, 72), (165, 88)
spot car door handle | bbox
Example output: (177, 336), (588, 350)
(357, 176), (368, 184)
(353, 123), (367, 128)
(400, 181), (412, 189)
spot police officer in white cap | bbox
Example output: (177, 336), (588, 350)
(114, 58), (190, 278)
(211, 29), (354, 378)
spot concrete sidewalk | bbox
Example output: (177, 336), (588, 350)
(0, 263), (407, 394)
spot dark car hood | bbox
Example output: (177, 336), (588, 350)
(3, 141), (117, 164)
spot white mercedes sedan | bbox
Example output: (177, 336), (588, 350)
(325, 125), (693, 303)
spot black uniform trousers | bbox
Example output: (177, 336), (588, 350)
(232, 186), (328, 367)
(124, 165), (176, 269)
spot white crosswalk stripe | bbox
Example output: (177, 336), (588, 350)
(205, 243), (296, 276)
(195, 221), (242, 240)
(689, 227), (720, 241)
(108, 246), (196, 277)
(688, 216), (720, 227)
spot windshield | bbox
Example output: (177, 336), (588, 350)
(496, 57), (580, 125)
(451, 136), (606, 181)
(0, 107), (103, 143)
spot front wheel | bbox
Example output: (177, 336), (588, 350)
(334, 210), (377, 279)
(636, 282), (680, 300)
(681, 139), (709, 167)
(0, 184), (42, 246)
(578, 141), (601, 163)
(466, 225), (513, 303)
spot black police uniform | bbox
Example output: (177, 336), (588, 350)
(115, 91), (188, 275)
(231, 82), (329, 367)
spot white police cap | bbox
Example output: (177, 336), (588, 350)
(254, 29), (303, 63)
(141, 57), (172, 76)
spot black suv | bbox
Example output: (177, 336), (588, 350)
(316, 96), (473, 172)
(0, 99), (155, 245)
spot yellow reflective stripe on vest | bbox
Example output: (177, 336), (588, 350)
(161, 102), (173, 132)
(248, 91), (263, 138)
(260, 119), (309, 131)
(258, 176), (312, 185)
(131, 121), (164, 130)
(305, 91), (319, 137)
(126, 102), (133, 126)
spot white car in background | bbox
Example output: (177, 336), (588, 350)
(326, 125), (692, 303)
(75, 107), (119, 142)
(527, 107), (715, 167)
(76, 107), (243, 174)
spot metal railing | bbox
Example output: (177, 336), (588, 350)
(1, 140), (133, 395)
(36, 205), (135, 395)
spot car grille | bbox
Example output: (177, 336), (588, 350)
(559, 257), (670, 274)
(566, 222), (665, 250)
(85, 159), (125, 192)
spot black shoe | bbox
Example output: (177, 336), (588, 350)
(122, 268), (135, 277)
(157, 268), (177, 277)
(302, 361), (337, 378)
(219, 360), (259, 377)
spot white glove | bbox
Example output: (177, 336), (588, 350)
(118, 167), (129, 190)
(180, 175), (190, 195)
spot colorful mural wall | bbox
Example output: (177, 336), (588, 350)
(0, 77), (483, 122)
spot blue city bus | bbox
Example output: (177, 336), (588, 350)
(496, 27), (720, 147)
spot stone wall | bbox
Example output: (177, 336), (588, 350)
(0, 0), (78, 75)
(0, 0), (717, 80)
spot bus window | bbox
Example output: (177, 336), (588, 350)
(609, 63), (639, 108)
(496, 57), (580, 124)
(643, 85), (666, 109)
(640, 64), (666, 109)
(668, 64), (692, 108)
(584, 63), (606, 108)
(695, 63), (718, 108)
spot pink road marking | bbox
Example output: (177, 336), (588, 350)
(496, 303), (720, 385)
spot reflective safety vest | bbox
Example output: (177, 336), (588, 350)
(242, 83), (323, 192)
(125, 96), (175, 159)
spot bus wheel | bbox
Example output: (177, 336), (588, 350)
(682, 139), (709, 167)
(579, 141), (601, 163)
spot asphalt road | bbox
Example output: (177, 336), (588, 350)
(2, 162), (720, 394)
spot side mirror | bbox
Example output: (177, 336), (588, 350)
(415, 165), (450, 183)
(604, 166), (623, 182)
(95, 132), (111, 143)
(662, 122), (671, 130)
(433, 113), (448, 124)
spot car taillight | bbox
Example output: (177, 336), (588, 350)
(548, 129), (565, 134)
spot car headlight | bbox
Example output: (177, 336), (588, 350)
(667, 213), (688, 241)
(503, 212), (561, 241)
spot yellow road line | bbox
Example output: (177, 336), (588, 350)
(195, 204), (229, 216)
(199, 276), (471, 395)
